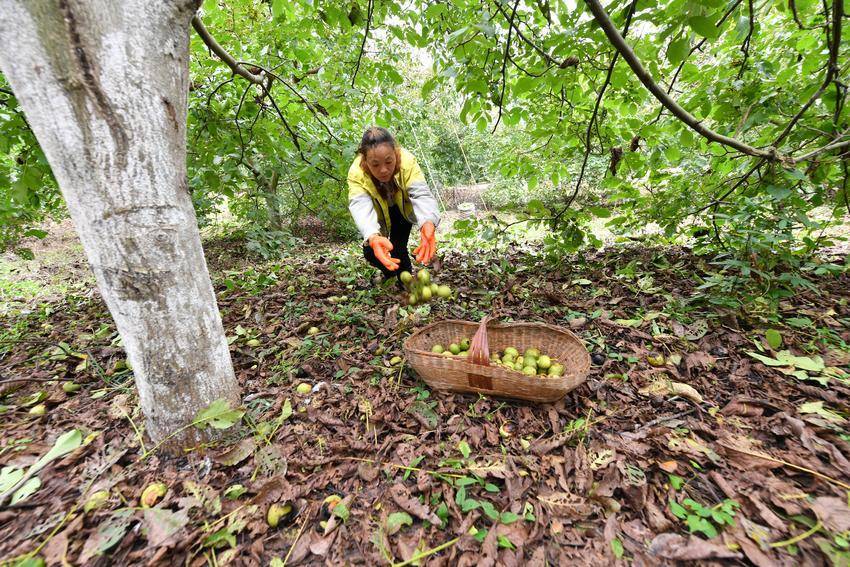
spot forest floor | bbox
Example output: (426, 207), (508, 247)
(1, 223), (850, 566)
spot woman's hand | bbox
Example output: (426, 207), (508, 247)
(414, 221), (436, 264)
(368, 234), (400, 271)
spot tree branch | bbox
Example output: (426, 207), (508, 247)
(351, 0), (374, 88)
(191, 15), (264, 84)
(293, 67), (320, 84)
(554, 0), (638, 221)
(663, 0), (742, 97)
(689, 159), (764, 216)
(793, 135), (850, 162)
(584, 0), (774, 160)
(789, 0), (805, 29)
(773, 0), (843, 146)
(737, 0), (755, 79)
(492, 0), (519, 133)
(492, 1), (578, 69)
(842, 159), (850, 216)
(236, 61), (340, 143)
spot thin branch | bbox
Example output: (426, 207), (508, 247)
(191, 16), (264, 84)
(554, 0), (639, 221)
(294, 180), (320, 216)
(793, 135), (850, 162)
(293, 67), (320, 84)
(236, 61), (340, 143)
(351, 0), (374, 88)
(205, 76), (235, 110)
(493, 0), (519, 133)
(492, 1), (579, 69)
(233, 83), (254, 166)
(666, 0), (743, 97)
(648, 3), (743, 127)
(737, 0), (755, 79)
(507, 53), (554, 77)
(789, 0), (805, 29)
(689, 159), (764, 216)
(584, 0), (774, 160)
(773, 0), (843, 146)
(843, 160), (850, 216)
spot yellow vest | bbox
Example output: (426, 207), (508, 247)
(347, 147), (423, 235)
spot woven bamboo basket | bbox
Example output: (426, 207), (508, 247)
(403, 317), (590, 403)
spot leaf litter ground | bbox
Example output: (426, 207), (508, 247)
(1, 235), (849, 566)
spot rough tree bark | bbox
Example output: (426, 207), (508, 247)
(0, 0), (240, 448)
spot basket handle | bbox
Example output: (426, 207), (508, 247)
(468, 315), (494, 366)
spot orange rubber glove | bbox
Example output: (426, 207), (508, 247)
(413, 221), (436, 264)
(368, 234), (400, 271)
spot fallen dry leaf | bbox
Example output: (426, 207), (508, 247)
(811, 497), (850, 533)
(649, 533), (742, 560)
(389, 484), (441, 525)
(639, 378), (704, 404)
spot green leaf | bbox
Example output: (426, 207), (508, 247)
(472, 527), (487, 542)
(224, 484), (247, 499)
(23, 229), (48, 239)
(271, 0), (287, 20)
(10, 477), (41, 505)
(455, 485), (466, 505)
(587, 206), (612, 218)
(194, 399), (245, 430)
(687, 515), (718, 538)
(0, 467), (24, 493)
(668, 474), (684, 490)
(479, 500), (499, 521)
(497, 535), (516, 549)
(30, 429), (82, 475)
(669, 500), (688, 519)
(203, 526), (237, 549)
(611, 537), (625, 559)
(333, 502), (350, 522)
(280, 398), (292, 421)
(386, 511), (413, 534)
(513, 76), (536, 96)
(667, 38), (690, 65)
(425, 3), (446, 18)
(500, 511), (519, 524)
(799, 401), (847, 423)
(458, 440), (471, 459)
(746, 351), (784, 366)
(407, 401), (439, 430)
(421, 77), (438, 99)
(765, 329), (782, 350)
(766, 185), (792, 201)
(785, 353), (825, 372)
(688, 16), (721, 39)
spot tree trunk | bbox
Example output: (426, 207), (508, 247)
(265, 170), (284, 231)
(0, 0), (240, 448)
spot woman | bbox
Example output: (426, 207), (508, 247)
(348, 127), (440, 282)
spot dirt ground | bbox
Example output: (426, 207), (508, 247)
(1, 219), (850, 566)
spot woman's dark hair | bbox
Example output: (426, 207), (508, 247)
(358, 126), (400, 199)
(357, 126), (396, 157)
